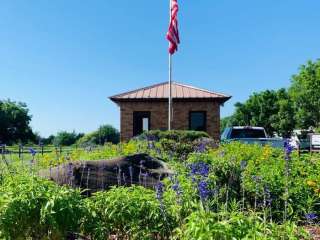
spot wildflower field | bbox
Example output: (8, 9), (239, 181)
(0, 131), (320, 239)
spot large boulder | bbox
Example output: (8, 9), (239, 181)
(39, 153), (173, 194)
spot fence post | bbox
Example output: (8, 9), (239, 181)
(1, 145), (5, 161)
(55, 147), (58, 160)
(1, 144), (9, 168)
(18, 144), (22, 159)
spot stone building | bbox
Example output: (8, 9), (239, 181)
(110, 82), (231, 142)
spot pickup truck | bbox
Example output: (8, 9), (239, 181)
(221, 126), (285, 148)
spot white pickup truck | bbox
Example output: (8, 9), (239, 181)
(221, 126), (285, 148)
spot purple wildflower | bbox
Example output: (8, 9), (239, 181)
(198, 180), (210, 201)
(29, 148), (37, 156)
(195, 142), (207, 153)
(170, 175), (183, 199)
(148, 141), (155, 150)
(284, 139), (293, 156)
(146, 134), (157, 142)
(306, 213), (318, 221)
(189, 162), (210, 177)
(155, 182), (165, 201)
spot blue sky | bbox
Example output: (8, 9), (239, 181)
(1, 1), (319, 137)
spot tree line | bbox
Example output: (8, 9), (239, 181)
(222, 59), (320, 137)
(0, 99), (119, 146)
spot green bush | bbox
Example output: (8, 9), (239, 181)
(138, 130), (209, 142)
(175, 210), (308, 240)
(1, 140), (320, 239)
(82, 186), (178, 240)
(77, 124), (120, 146)
(184, 142), (320, 222)
(0, 174), (84, 239)
(53, 131), (84, 146)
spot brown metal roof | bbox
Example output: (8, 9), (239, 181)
(110, 82), (231, 103)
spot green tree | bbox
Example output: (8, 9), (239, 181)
(96, 124), (120, 144)
(230, 89), (295, 137)
(289, 59), (320, 129)
(220, 116), (234, 133)
(41, 135), (55, 145)
(0, 99), (35, 144)
(271, 89), (296, 137)
(77, 124), (120, 146)
(53, 131), (84, 146)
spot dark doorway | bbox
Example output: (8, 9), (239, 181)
(133, 111), (151, 136)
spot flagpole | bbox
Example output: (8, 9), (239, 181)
(168, 0), (172, 131)
(168, 50), (172, 131)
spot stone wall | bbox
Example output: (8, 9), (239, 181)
(118, 100), (220, 141)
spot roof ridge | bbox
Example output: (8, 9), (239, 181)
(109, 81), (168, 99)
(109, 81), (231, 101)
(173, 82), (230, 98)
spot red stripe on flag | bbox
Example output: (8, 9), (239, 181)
(166, 0), (180, 55)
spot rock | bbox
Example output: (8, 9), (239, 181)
(39, 153), (173, 194)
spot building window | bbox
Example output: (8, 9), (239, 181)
(189, 111), (206, 131)
(142, 117), (149, 131)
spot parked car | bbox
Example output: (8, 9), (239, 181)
(221, 126), (285, 148)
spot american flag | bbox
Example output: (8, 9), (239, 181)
(166, 0), (180, 55)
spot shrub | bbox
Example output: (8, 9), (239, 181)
(77, 124), (120, 146)
(184, 142), (320, 222)
(138, 130), (209, 142)
(82, 186), (178, 240)
(175, 210), (308, 240)
(53, 131), (84, 146)
(0, 174), (84, 239)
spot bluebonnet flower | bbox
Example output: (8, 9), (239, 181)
(29, 148), (37, 156)
(155, 182), (165, 201)
(172, 183), (182, 195)
(148, 141), (155, 150)
(146, 134), (157, 142)
(306, 213), (318, 221)
(189, 162), (210, 177)
(284, 139), (293, 156)
(198, 180), (210, 201)
(169, 175), (183, 199)
(195, 142), (207, 153)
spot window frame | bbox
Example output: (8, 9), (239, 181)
(189, 111), (207, 131)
